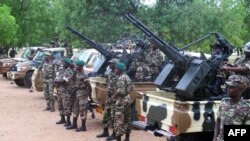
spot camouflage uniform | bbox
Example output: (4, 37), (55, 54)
(135, 61), (150, 81)
(234, 56), (250, 79)
(102, 72), (118, 128)
(62, 67), (74, 116)
(145, 48), (163, 79)
(215, 98), (250, 141)
(55, 60), (65, 116)
(114, 73), (132, 136)
(69, 68), (77, 112)
(72, 70), (89, 120)
(42, 60), (55, 110)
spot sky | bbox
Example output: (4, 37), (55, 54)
(141, 0), (156, 6)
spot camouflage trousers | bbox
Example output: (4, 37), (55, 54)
(62, 91), (72, 116)
(114, 96), (131, 136)
(73, 90), (88, 120)
(43, 79), (55, 110)
(102, 92), (116, 128)
(57, 86), (64, 116)
(69, 89), (76, 112)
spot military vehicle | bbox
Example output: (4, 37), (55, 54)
(0, 47), (46, 79)
(123, 14), (235, 141)
(10, 48), (69, 88)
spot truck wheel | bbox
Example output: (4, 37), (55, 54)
(24, 72), (33, 88)
(3, 73), (7, 79)
(15, 79), (25, 87)
(34, 70), (43, 91)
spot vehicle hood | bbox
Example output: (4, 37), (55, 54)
(0, 58), (26, 63)
(16, 60), (39, 67)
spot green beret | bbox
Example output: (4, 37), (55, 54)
(64, 58), (72, 64)
(44, 52), (52, 56)
(116, 63), (126, 71)
(75, 60), (85, 66)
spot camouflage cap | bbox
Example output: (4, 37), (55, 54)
(116, 63), (126, 71)
(109, 58), (119, 64)
(44, 52), (52, 56)
(63, 58), (71, 64)
(226, 75), (249, 89)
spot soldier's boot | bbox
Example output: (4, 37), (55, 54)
(64, 116), (71, 127)
(66, 118), (77, 129)
(56, 115), (66, 124)
(123, 133), (130, 141)
(116, 136), (121, 141)
(106, 131), (116, 141)
(96, 128), (109, 138)
(76, 119), (86, 132)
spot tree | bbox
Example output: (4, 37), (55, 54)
(0, 4), (18, 47)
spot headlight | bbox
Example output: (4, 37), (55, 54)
(3, 63), (11, 67)
(17, 67), (26, 71)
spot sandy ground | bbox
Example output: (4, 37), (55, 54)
(0, 77), (166, 141)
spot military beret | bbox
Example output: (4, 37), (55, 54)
(116, 63), (126, 71)
(44, 52), (52, 56)
(75, 60), (85, 66)
(64, 58), (72, 64)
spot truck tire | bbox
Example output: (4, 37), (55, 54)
(3, 73), (7, 79)
(131, 102), (138, 121)
(24, 71), (33, 88)
(15, 79), (25, 87)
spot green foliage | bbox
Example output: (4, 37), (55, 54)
(0, 4), (18, 47)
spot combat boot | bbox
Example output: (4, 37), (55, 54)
(106, 131), (116, 141)
(96, 128), (109, 138)
(123, 133), (130, 141)
(66, 117), (77, 129)
(76, 119), (86, 132)
(56, 115), (66, 124)
(116, 136), (121, 141)
(64, 116), (71, 127)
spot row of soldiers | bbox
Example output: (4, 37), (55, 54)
(42, 51), (133, 141)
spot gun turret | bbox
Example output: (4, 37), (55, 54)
(124, 14), (212, 100)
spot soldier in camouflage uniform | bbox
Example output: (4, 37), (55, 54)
(42, 52), (55, 112)
(213, 75), (250, 141)
(54, 58), (74, 127)
(144, 43), (163, 81)
(110, 63), (133, 141)
(70, 60), (90, 132)
(96, 59), (119, 138)
(55, 59), (66, 124)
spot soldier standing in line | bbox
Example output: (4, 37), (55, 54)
(111, 63), (133, 141)
(54, 58), (74, 127)
(213, 75), (250, 141)
(54, 59), (66, 124)
(42, 52), (55, 112)
(96, 59), (119, 138)
(69, 60), (90, 132)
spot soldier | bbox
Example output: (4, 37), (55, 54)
(54, 58), (74, 127)
(111, 63), (133, 141)
(145, 43), (163, 81)
(42, 52), (55, 112)
(213, 75), (250, 141)
(134, 58), (151, 82)
(96, 59), (119, 138)
(69, 60), (90, 132)
(222, 42), (250, 78)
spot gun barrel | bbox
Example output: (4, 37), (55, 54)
(124, 14), (187, 65)
(65, 26), (112, 59)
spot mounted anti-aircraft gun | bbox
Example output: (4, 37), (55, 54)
(66, 26), (148, 80)
(124, 14), (233, 100)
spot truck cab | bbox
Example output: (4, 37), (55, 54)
(0, 47), (46, 79)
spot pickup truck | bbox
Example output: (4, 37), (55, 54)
(0, 47), (46, 79)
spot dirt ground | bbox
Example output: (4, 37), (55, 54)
(0, 77), (166, 141)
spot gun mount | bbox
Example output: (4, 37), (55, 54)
(124, 14), (233, 100)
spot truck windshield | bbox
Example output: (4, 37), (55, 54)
(20, 48), (32, 58)
(33, 51), (44, 62)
